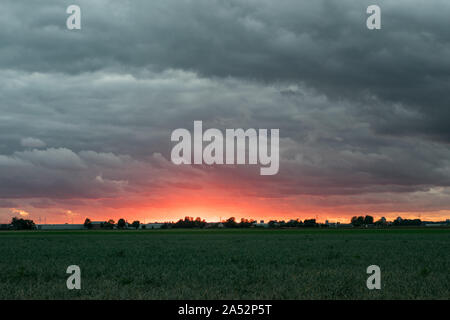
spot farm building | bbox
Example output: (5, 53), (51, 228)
(425, 223), (445, 227)
(205, 222), (224, 228)
(36, 224), (85, 230)
(90, 221), (104, 229)
(255, 222), (269, 228)
(336, 223), (354, 228)
(141, 223), (164, 229)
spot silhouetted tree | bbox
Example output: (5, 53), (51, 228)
(286, 219), (300, 228)
(375, 217), (387, 226)
(131, 221), (140, 229)
(393, 218), (421, 226)
(83, 218), (92, 229)
(238, 218), (255, 228)
(10, 217), (36, 230)
(268, 220), (279, 228)
(101, 220), (115, 229)
(393, 216), (404, 226)
(351, 216), (365, 227)
(172, 217), (206, 228)
(303, 219), (318, 227)
(194, 217), (206, 228)
(224, 217), (238, 228)
(117, 218), (126, 229)
(364, 215), (374, 225)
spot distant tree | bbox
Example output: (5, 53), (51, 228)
(393, 217), (403, 226)
(238, 218), (255, 228)
(131, 221), (140, 229)
(101, 220), (115, 229)
(172, 216), (206, 228)
(351, 216), (365, 227)
(303, 219), (318, 227)
(84, 218), (92, 229)
(10, 217), (36, 230)
(194, 217), (206, 228)
(174, 216), (194, 228)
(394, 218), (421, 227)
(286, 219), (300, 228)
(117, 218), (126, 229)
(412, 219), (422, 226)
(375, 217), (387, 226)
(224, 217), (238, 228)
(268, 220), (279, 228)
(364, 215), (374, 225)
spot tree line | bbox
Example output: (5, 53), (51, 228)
(0, 215), (442, 230)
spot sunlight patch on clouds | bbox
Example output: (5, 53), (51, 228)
(11, 208), (29, 217)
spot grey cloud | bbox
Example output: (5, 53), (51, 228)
(1, 0), (449, 215)
(1, 68), (450, 201)
(0, 147), (127, 199)
(0, 0), (448, 142)
(20, 137), (46, 148)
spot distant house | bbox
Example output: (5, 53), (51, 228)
(255, 222), (269, 228)
(205, 222), (224, 228)
(336, 223), (354, 228)
(36, 224), (85, 230)
(90, 221), (104, 230)
(141, 223), (164, 229)
(326, 221), (338, 228)
(425, 223), (445, 227)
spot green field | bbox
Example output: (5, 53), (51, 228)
(0, 228), (449, 299)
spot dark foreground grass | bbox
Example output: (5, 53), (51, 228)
(0, 228), (449, 299)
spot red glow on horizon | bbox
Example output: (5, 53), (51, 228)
(2, 183), (450, 224)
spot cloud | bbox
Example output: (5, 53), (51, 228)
(11, 208), (30, 217)
(0, 147), (134, 199)
(0, 69), (450, 203)
(0, 1), (449, 220)
(0, 200), (17, 208)
(20, 137), (46, 148)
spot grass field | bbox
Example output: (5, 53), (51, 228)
(0, 228), (449, 299)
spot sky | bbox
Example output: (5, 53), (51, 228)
(1, 0), (450, 224)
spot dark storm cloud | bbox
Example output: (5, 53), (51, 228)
(0, 0), (450, 213)
(1, 0), (449, 139)
(1, 68), (450, 202)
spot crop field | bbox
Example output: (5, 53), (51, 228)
(0, 228), (449, 299)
